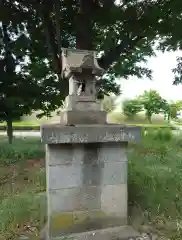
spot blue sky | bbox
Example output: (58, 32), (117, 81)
(118, 50), (182, 102)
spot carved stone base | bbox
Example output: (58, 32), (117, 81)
(60, 110), (107, 125)
(65, 95), (100, 111)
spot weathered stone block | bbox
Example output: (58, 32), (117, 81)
(49, 210), (128, 237)
(101, 161), (127, 185)
(82, 162), (102, 186)
(50, 212), (74, 236)
(72, 210), (106, 232)
(77, 186), (101, 211)
(73, 210), (126, 230)
(101, 184), (127, 221)
(48, 186), (101, 213)
(48, 160), (127, 189)
(48, 165), (82, 190)
(46, 144), (84, 166)
(67, 101), (101, 111)
(41, 124), (141, 144)
(48, 189), (76, 213)
(48, 163), (103, 189)
(60, 111), (107, 125)
(83, 143), (100, 164)
(98, 142), (127, 163)
(73, 210), (106, 225)
(64, 95), (100, 111)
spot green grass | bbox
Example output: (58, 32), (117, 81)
(174, 121), (182, 126)
(0, 121), (40, 127)
(0, 131), (182, 239)
(128, 130), (182, 238)
(0, 137), (45, 239)
(0, 121), (40, 131)
(0, 138), (44, 165)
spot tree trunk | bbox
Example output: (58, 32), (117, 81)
(148, 115), (152, 124)
(146, 112), (152, 123)
(76, 0), (94, 50)
(6, 118), (13, 144)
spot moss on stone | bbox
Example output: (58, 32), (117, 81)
(50, 210), (107, 235)
(50, 210), (124, 235)
(51, 212), (74, 232)
(73, 210), (106, 224)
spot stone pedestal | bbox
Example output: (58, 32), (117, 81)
(41, 125), (141, 239)
(41, 48), (141, 239)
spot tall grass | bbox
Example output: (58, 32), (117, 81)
(0, 192), (46, 239)
(128, 129), (182, 238)
(0, 137), (44, 165)
(0, 129), (182, 238)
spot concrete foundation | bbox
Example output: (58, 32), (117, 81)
(41, 125), (141, 239)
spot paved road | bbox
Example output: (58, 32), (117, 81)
(0, 131), (40, 137)
(171, 121), (182, 130)
(170, 121), (182, 136)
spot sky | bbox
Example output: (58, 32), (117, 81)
(118, 50), (182, 103)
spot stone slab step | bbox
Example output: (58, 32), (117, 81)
(46, 226), (152, 240)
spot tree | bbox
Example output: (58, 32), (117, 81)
(139, 90), (165, 123)
(1, 0), (182, 136)
(2, 0), (182, 101)
(0, 23), (33, 143)
(101, 95), (116, 113)
(168, 103), (179, 120)
(163, 101), (182, 122)
(175, 100), (182, 111)
(0, 21), (66, 143)
(122, 99), (142, 119)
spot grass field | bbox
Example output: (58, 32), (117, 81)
(0, 121), (40, 127)
(0, 112), (173, 129)
(0, 129), (182, 239)
(0, 138), (45, 240)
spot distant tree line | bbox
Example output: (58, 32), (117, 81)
(101, 90), (182, 123)
(122, 90), (182, 123)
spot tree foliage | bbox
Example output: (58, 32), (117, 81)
(1, 0), (182, 142)
(163, 101), (182, 121)
(0, 21), (65, 143)
(124, 93), (181, 123)
(2, 0), (182, 99)
(139, 90), (165, 123)
(167, 103), (180, 120)
(0, 23), (33, 143)
(122, 99), (142, 118)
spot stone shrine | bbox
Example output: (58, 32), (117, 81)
(41, 48), (141, 240)
(60, 48), (106, 124)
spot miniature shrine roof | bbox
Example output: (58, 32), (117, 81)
(61, 48), (105, 77)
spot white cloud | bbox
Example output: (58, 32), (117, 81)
(118, 50), (182, 102)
